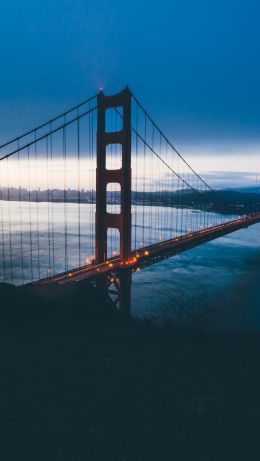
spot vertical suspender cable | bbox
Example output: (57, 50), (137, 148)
(34, 132), (40, 280)
(142, 113), (146, 246)
(46, 136), (51, 274)
(18, 140), (24, 283)
(151, 123), (155, 244)
(134, 101), (138, 250)
(6, 157), (13, 283)
(0, 161), (6, 281)
(63, 122), (68, 272)
(27, 146), (33, 281)
(77, 110), (81, 267)
(50, 123), (55, 273)
(91, 105), (94, 258)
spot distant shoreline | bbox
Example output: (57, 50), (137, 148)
(1, 187), (259, 214)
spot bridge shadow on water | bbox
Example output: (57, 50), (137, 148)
(1, 284), (260, 460)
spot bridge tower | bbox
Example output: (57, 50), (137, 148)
(96, 87), (132, 314)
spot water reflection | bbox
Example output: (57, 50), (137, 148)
(132, 223), (260, 332)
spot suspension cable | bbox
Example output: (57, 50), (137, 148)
(0, 106), (97, 162)
(0, 94), (98, 152)
(131, 92), (228, 205)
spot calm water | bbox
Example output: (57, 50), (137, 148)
(0, 200), (230, 284)
(132, 223), (260, 332)
(0, 201), (259, 332)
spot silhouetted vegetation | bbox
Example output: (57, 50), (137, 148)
(1, 287), (260, 460)
(145, 287), (212, 328)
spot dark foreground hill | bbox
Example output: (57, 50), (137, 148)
(1, 284), (260, 461)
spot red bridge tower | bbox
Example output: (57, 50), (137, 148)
(96, 87), (132, 314)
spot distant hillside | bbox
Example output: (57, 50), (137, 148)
(132, 189), (260, 214)
(222, 186), (260, 194)
(1, 187), (259, 214)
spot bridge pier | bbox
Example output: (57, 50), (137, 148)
(102, 268), (132, 316)
(96, 87), (132, 314)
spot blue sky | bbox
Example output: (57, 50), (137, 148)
(0, 0), (259, 186)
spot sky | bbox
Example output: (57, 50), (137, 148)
(0, 0), (259, 188)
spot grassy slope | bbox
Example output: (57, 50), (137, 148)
(1, 285), (260, 461)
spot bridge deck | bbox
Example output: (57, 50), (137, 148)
(33, 214), (260, 287)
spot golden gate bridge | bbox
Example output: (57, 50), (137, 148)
(0, 87), (259, 313)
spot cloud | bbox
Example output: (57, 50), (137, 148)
(200, 171), (260, 189)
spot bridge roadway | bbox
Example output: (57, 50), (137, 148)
(34, 213), (260, 287)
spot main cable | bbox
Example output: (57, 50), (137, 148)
(0, 94), (98, 152)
